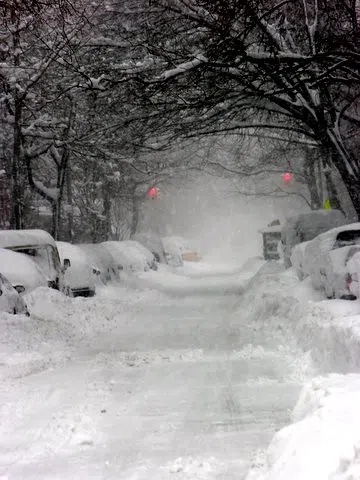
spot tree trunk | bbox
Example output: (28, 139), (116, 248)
(51, 200), (60, 240)
(303, 148), (321, 209)
(11, 100), (23, 229)
(327, 141), (360, 219)
(66, 167), (73, 242)
(324, 170), (343, 213)
(130, 189), (141, 236)
(102, 183), (112, 240)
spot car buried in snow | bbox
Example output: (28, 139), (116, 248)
(304, 223), (360, 299)
(322, 245), (360, 299)
(56, 241), (97, 297)
(131, 232), (167, 264)
(161, 236), (201, 265)
(0, 272), (29, 316)
(0, 229), (64, 291)
(77, 243), (120, 284)
(281, 209), (346, 269)
(290, 240), (312, 281)
(101, 240), (155, 273)
(261, 221), (282, 261)
(120, 240), (158, 271)
(0, 247), (50, 315)
(344, 249), (360, 299)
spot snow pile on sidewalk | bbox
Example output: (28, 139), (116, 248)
(0, 284), (167, 379)
(237, 265), (360, 372)
(240, 267), (360, 480)
(246, 374), (360, 480)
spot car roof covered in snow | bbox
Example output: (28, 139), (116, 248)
(309, 222), (360, 243)
(56, 241), (89, 263)
(0, 229), (56, 248)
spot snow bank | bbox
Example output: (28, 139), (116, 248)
(0, 285), (167, 380)
(241, 267), (360, 480)
(246, 374), (360, 480)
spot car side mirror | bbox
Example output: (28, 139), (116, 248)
(63, 258), (71, 269)
(14, 285), (25, 294)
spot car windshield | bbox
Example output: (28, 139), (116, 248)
(10, 245), (59, 278)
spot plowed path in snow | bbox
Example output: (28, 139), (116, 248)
(0, 262), (309, 479)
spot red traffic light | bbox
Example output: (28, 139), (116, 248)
(147, 186), (158, 198)
(282, 172), (293, 183)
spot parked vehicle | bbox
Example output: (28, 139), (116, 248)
(0, 248), (48, 294)
(0, 229), (64, 291)
(132, 232), (166, 263)
(261, 221), (282, 261)
(321, 246), (360, 299)
(344, 249), (360, 299)
(56, 242), (96, 297)
(305, 222), (360, 294)
(162, 236), (201, 265)
(290, 240), (311, 280)
(0, 272), (29, 316)
(77, 243), (120, 284)
(161, 237), (184, 266)
(281, 209), (346, 268)
(121, 240), (158, 271)
(101, 241), (151, 273)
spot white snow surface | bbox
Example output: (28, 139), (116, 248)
(2, 254), (360, 478)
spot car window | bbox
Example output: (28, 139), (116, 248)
(15, 246), (51, 275)
(334, 230), (360, 248)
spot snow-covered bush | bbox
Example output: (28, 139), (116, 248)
(281, 209), (346, 268)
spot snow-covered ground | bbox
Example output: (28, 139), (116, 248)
(2, 256), (360, 479)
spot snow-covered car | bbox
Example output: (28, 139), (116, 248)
(322, 245), (360, 299)
(281, 209), (346, 268)
(56, 242), (96, 297)
(0, 272), (29, 316)
(304, 222), (360, 293)
(132, 232), (166, 263)
(0, 247), (48, 293)
(290, 240), (311, 280)
(162, 236), (201, 265)
(261, 222), (282, 261)
(77, 243), (120, 284)
(161, 236), (184, 266)
(121, 240), (158, 271)
(101, 241), (152, 273)
(345, 249), (360, 299)
(0, 229), (64, 291)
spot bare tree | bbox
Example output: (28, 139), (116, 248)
(128, 0), (360, 216)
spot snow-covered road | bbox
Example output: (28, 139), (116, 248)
(0, 259), (312, 479)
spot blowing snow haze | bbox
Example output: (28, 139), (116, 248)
(140, 174), (310, 263)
